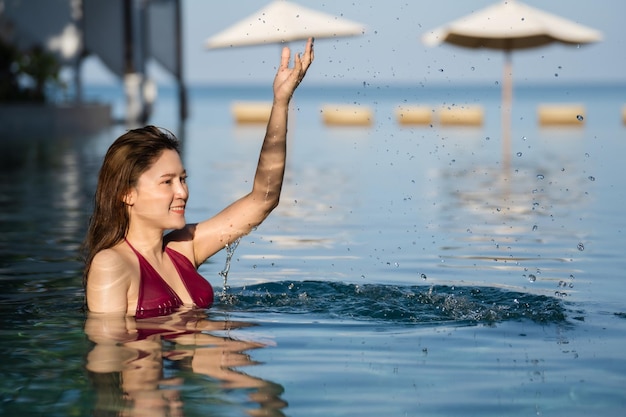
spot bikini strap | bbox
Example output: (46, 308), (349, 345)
(124, 238), (139, 254)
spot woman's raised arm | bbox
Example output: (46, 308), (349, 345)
(188, 38), (314, 266)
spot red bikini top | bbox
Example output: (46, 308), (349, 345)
(125, 240), (214, 319)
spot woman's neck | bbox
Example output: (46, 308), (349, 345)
(124, 227), (166, 259)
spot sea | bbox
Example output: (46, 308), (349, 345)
(0, 81), (625, 416)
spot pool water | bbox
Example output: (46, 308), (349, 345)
(1, 82), (625, 416)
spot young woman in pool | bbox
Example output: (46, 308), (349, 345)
(83, 38), (313, 318)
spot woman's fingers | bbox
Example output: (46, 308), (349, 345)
(285, 38), (313, 71)
(305, 37), (314, 65)
(280, 46), (291, 71)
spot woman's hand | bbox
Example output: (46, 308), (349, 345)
(273, 37), (314, 104)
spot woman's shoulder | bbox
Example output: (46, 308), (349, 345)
(92, 242), (131, 261)
(86, 245), (135, 315)
(89, 244), (136, 278)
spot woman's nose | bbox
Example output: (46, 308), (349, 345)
(175, 180), (188, 198)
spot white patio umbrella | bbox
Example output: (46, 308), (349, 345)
(205, 0), (365, 49)
(422, 0), (602, 168)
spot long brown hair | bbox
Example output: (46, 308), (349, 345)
(82, 125), (181, 285)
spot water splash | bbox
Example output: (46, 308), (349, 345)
(217, 281), (569, 325)
(218, 238), (241, 302)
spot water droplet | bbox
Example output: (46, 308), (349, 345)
(470, 66), (475, 71)
(532, 225), (538, 231)
(528, 274), (537, 282)
(536, 174), (545, 180)
(420, 273), (427, 280)
(516, 152), (523, 157)
(577, 242), (585, 251)
(588, 176), (595, 181)
(438, 68), (444, 72)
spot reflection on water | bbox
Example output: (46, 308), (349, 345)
(0, 133), (104, 277)
(428, 129), (592, 296)
(85, 308), (286, 417)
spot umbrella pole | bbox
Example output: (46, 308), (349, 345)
(501, 49), (513, 178)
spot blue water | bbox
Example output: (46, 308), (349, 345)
(1, 81), (625, 416)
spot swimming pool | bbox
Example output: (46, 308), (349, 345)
(1, 82), (625, 416)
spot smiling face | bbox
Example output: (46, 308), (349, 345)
(125, 149), (189, 232)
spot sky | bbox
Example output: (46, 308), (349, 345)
(84, 0), (626, 86)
